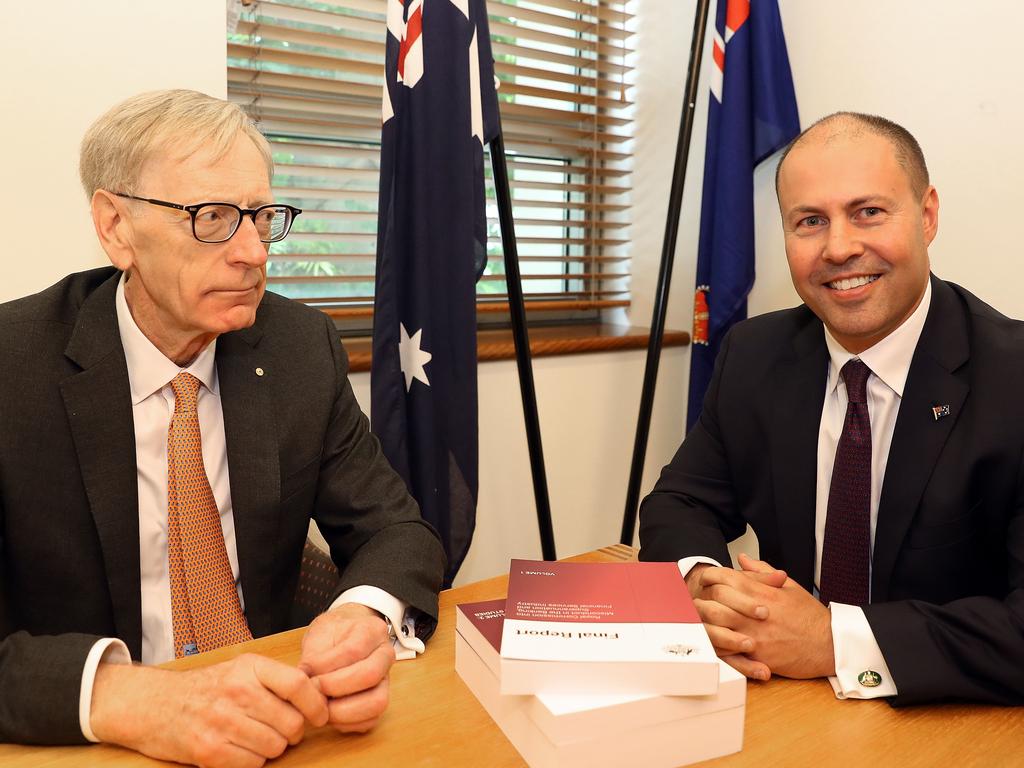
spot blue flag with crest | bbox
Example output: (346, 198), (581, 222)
(371, 0), (499, 585)
(687, 0), (799, 430)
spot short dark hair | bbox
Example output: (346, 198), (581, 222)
(774, 112), (930, 199)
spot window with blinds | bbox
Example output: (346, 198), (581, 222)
(228, 0), (633, 331)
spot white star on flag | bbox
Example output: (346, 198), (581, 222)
(399, 322), (432, 392)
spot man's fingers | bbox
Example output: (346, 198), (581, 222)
(325, 678), (390, 730)
(189, 733), (268, 768)
(695, 595), (765, 629)
(315, 642), (395, 699)
(300, 618), (388, 677)
(737, 553), (788, 587)
(698, 566), (780, 602)
(333, 717), (382, 734)
(737, 552), (773, 573)
(720, 653), (771, 682)
(245, 691), (309, 746)
(698, 584), (769, 621)
(251, 657), (329, 728)
(222, 713), (290, 761)
(700, 619), (756, 655)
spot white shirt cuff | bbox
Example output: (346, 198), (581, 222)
(676, 555), (723, 579)
(827, 603), (898, 699)
(79, 638), (132, 742)
(332, 585), (425, 660)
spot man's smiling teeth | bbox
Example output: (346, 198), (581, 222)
(828, 275), (879, 291)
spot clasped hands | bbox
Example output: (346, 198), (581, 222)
(91, 602), (395, 768)
(687, 553), (835, 682)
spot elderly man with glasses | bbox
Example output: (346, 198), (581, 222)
(0, 90), (445, 766)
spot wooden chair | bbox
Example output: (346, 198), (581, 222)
(292, 538), (343, 625)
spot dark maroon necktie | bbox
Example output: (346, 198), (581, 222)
(819, 359), (872, 607)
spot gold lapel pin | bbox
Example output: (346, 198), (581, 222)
(255, 367), (265, 377)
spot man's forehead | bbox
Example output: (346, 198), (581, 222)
(785, 126), (895, 168)
(778, 130), (908, 203)
(139, 133), (271, 194)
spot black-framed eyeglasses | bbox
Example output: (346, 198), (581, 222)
(114, 193), (302, 244)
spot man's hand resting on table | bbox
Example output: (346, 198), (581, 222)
(687, 553), (835, 682)
(90, 653), (329, 768)
(299, 602), (397, 734)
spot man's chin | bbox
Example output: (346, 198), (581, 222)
(213, 304), (260, 333)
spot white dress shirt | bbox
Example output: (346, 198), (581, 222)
(78, 275), (422, 741)
(680, 280), (932, 700)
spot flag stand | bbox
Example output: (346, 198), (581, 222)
(489, 130), (557, 561)
(619, 0), (712, 546)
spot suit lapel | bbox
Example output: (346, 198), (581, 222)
(769, 314), (828, 591)
(216, 318), (280, 639)
(872, 277), (969, 601)
(60, 272), (143, 656)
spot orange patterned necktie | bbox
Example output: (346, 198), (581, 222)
(167, 372), (252, 658)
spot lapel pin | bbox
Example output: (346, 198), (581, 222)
(932, 404), (950, 421)
(255, 367), (265, 377)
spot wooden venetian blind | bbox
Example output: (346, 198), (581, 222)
(228, 0), (633, 327)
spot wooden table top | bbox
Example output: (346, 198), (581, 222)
(1, 543), (1020, 767)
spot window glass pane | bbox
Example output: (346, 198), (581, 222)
(228, 0), (634, 327)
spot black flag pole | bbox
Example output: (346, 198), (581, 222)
(620, 0), (712, 546)
(489, 128), (557, 561)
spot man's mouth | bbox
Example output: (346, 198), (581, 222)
(826, 275), (880, 291)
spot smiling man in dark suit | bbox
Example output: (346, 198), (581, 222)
(640, 112), (1024, 705)
(0, 90), (445, 764)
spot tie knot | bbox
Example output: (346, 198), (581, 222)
(841, 359), (871, 404)
(170, 372), (202, 413)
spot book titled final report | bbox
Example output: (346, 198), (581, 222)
(499, 559), (718, 697)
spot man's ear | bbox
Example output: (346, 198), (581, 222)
(921, 185), (939, 246)
(91, 190), (136, 272)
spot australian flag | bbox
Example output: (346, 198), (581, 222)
(686, 0), (799, 430)
(371, 0), (499, 585)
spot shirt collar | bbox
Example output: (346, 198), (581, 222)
(115, 273), (219, 405)
(824, 278), (932, 399)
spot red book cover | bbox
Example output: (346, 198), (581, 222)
(498, 559), (717, 696)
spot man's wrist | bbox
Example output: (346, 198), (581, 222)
(816, 605), (837, 678)
(80, 638), (131, 742)
(90, 662), (157, 746)
(329, 602), (382, 621)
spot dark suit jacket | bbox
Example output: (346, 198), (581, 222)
(0, 268), (446, 744)
(639, 275), (1024, 706)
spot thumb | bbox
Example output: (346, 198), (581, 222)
(737, 553), (787, 587)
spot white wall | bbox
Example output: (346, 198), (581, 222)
(343, 350), (687, 586)
(0, 2), (226, 303)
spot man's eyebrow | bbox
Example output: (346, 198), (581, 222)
(785, 204), (822, 218)
(847, 195), (896, 208)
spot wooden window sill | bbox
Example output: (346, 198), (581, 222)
(341, 324), (691, 373)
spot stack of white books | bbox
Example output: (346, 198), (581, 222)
(454, 559), (746, 767)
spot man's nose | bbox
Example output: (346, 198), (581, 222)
(228, 215), (269, 266)
(822, 219), (863, 264)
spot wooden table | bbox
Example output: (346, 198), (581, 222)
(1, 544), (1020, 767)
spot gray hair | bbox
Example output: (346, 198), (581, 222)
(79, 89), (273, 198)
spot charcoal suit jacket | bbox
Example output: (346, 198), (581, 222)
(0, 267), (446, 744)
(640, 275), (1024, 706)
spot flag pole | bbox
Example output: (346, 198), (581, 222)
(620, 0), (712, 546)
(490, 129), (557, 561)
